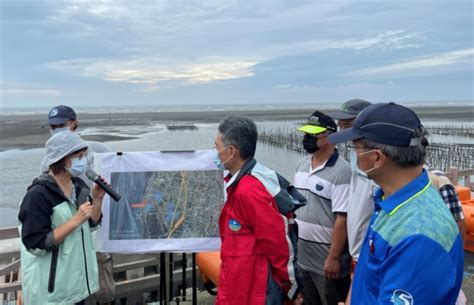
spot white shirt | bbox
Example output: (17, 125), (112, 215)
(346, 171), (377, 261)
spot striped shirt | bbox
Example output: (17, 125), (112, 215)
(293, 150), (351, 275)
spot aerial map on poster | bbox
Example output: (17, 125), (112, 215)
(93, 150), (225, 253)
(109, 170), (223, 240)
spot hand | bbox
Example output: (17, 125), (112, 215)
(92, 175), (109, 200)
(293, 292), (303, 305)
(338, 303), (345, 305)
(324, 256), (341, 280)
(73, 201), (94, 226)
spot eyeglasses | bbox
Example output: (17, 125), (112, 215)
(213, 144), (233, 151)
(345, 141), (372, 150)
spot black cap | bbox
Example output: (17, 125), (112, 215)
(46, 105), (77, 126)
(328, 102), (423, 147)
(328, 99), (372, 120)
(298, 111), (337, 134)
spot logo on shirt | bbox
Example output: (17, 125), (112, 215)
(228, 219), (241, 232)
(391, 290), (413, 305)
(315, 183), (324, 191)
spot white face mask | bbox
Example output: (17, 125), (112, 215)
(50, 127), (69, 135)
(349, 148), (379, 176)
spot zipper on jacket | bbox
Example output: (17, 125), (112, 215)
(47, 247), (59, 293)
(81, 227), (92, 296)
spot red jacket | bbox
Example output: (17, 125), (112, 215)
(216, 174), (294, 305)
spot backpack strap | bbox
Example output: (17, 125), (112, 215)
(227, 158), (257, 189)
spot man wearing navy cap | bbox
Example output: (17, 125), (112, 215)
(294, 111), (352, 305)
(329, 102), (463, 305)
(46, 104), (78, 128)
(41, 105), (111, 173)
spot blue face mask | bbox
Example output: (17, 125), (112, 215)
(350, 149), (365, 176)
(213, 147), (230, 171)
(66, 157), (89, 177)
(50, 127), (69, 135)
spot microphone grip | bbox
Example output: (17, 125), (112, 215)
(95, 178), (122, 202)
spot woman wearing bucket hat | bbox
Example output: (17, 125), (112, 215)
(18, 131), (107, 305)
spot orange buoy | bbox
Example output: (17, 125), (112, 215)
(457, 186), (474, 252)
(196, 251), (221, 286)
(456, 186), (473, 205)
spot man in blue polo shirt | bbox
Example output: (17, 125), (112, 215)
(328, 102), (464, 305)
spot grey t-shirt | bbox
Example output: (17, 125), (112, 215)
(293, 151), (352, 276)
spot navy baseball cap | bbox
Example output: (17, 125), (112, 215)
(46, 105), (77, 126)
(328, 99), (372, 120)
(298, 111), (337, 134)
(328, 102), (423, 147)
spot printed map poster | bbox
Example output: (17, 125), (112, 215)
(93, 150), (224, 253)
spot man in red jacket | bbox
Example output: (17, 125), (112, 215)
(214, 115), (302, 305)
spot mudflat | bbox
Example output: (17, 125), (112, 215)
(0, 105), (472, 151)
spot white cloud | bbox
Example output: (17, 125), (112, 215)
(45, 57), (259, 89)
(42, 25), (421, 90)
(352, 48), (474, 76)
(263, 30), (421, 58)
(274, 84), (322, 90)
(4, 1), (471, 106)
(274, 81), (398, 91)
(0, 89), (61, 96)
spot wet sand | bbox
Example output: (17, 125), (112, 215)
(0, 105), (472, 151)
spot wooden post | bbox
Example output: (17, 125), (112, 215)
(449, 167), (459, 186)
(7, 257), (14, 302)
(0, 273), (4, 302)
(16, 268), (21, 305)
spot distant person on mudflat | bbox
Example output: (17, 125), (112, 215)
(214, 115), (303, 305)
(19, 131), (104, 305)
(40, 105), (115, 305)
(329, 102), (464, 305)
(293, 111), (352, 305)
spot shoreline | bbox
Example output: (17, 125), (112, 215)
(1, 106), (472, 151)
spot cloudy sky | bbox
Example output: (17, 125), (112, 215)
(1, 0), (473, 108)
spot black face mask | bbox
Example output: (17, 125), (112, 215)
(303, 134), (319, 153)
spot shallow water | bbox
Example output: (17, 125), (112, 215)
(1, 118), (473, 228)
(0, 123), (305, 228)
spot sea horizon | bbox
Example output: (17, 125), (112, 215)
(1, 100), (473, 115)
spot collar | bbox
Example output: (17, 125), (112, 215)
(226, 170), (241, 189)
(374, 169), (431, 215)
(310, 149), (339, 173)
(326, 149), (339, 167)
(224, 158), (257, 190)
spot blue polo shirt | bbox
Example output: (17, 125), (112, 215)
(351, 170), (464, 305)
